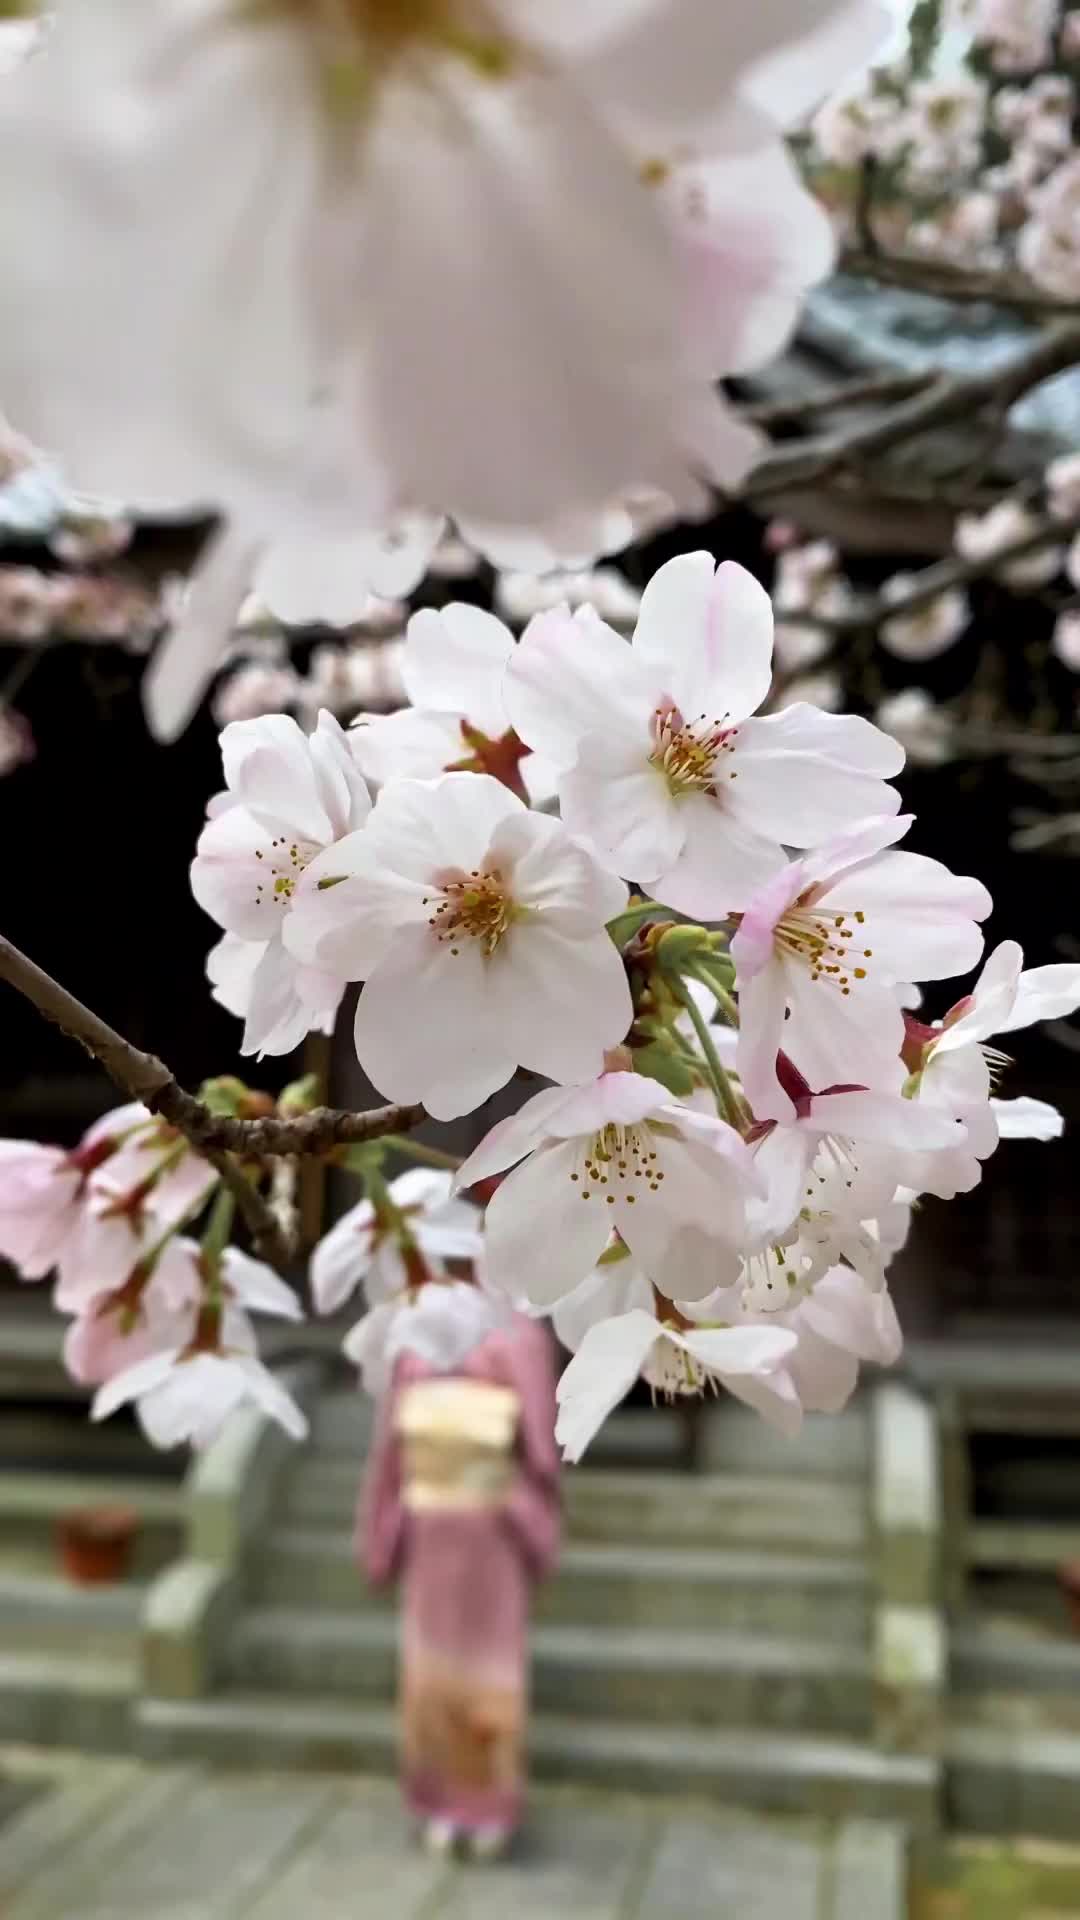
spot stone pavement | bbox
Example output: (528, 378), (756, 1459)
(0, 1750), (908, 1920)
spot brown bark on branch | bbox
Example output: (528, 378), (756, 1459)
(744, 323), (1080, 501)
(839, 247), (1080, 317)
(0, 931), (425, 1158)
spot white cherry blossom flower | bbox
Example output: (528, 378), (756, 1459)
(704, 1262), (902, 1418)
(880, 580), (969, 662)
(285, 772), (632, 1120)
(875, 690), (953, 769)
(1046, 451), (1080, 521)
(731, 814), (992, 1122)
(495, 567), (642, 631)
(88, 1243), (306, 1447)
(191, 709), (371, 1056)
(955, 500), (1062, 588)
(1052, 610), (1080, 671)
(992, 1095), (1064, 1140)
(454, 1071), (763, 1306)
(348, 602), (554, 803)
(555, 1305), (799, 1460)
(504, 554), (903, 916)
(311, 1169), (483, 1316)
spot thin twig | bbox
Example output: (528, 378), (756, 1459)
(201, 1147), (291, 1268)
(839, 246), (1080, 317)
(743, 369), (933, 429)
(744, 323), (1080, 500)
(785, 510), (1080, 637)
(0, 931), (425, 1154)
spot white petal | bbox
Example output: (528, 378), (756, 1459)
(503, 605), (655, 767)
(726, 710), (901, 845)
(485, 1143), (612, 1308)
(991, 1095), (1064, 1141)
(808, 1089), (959, 1150)
(494, 923), (633, 1086)
(736, 964), (796, 1123)
(220, 713), (335, 843)
(678, 1322), (798, 1377)
(349, 708), (467, 787)
(402, 604), (513, 735)
(454, 1090), (587, 1188)
(144, 528), (257, 743)
(656, 792), (787, 918)
(491, 805), (629, 931)
(833, 852), (992, 980)
(554, 1310), (661, 1462)
(998, 962), (1080, 1035)
(559, 753), (685, 885)
(632, 556), (774, 721)
(353, 930), (516, 1121)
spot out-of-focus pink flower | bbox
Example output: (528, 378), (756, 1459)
(880, 579), (970, 662)
(0, 566), (63, 640)
(956, 500), (1063, 587)
(970, 0), (1057, 72)
(1019, 156), (1080, 301)
(1052, 609), (1080, 671)
(0, 705), (34, 776)
(212, 661), (302, 727)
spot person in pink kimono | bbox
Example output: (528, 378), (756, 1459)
(359, 1298), (561, 1860)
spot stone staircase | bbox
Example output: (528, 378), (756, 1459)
(0, 1401), (185, 1750)
(139, 1386), (937, 1827)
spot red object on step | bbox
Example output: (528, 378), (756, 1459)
(57, 1506), (138, 1585)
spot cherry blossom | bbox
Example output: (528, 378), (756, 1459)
(955, 500), (1063, 588)
(311, 1169), (483, 1315)
(88, 1241), (306, 1445)
(1019, 155), (1080, 300)
(191, 709), (371, 1056)
(0, 704), (33, 777)
(875, 691), (953, 769)
(348, 603), (550, 802)
(1047, 452), (1080, 522)
(731, 814), (992, 1121)
(703, 1263), (903, 1418)
(285, 772), (632, 1119)
(555, 1304), (799, 1461)
(969, 0), (1058, 74)
(454, 1072), (764, 1306)
(0, 1), (883, 544)
(504, 554), (903, 916)
(1052, 610), (1080, 671)
(880, 580), (970, 662)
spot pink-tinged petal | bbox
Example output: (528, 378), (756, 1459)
(991, 1096), (1064, 1141)
(801, 1267), (903, 1367)
(239, 937), (342, 1058)
(190, 805), (282, 943)
(220, 714), (336, 843)
(835, 851), (991, 980)
(489, 806), (628, 931)
(999, 962), (1080, 1035)
(486, 1143), (612, 1308)
(746, 1), (892, 130)
(207, 932), (264, 1021)
(807, 1089), (959, 1151)
(454, 1090), (590, 1189)
(722, 1364), (803, 1436)
(91, 1349), (179, 1425)
(801, 813), (913, 895)
(402, 604), (513, 735)
(654, 791), (787, 917)
(503, 605), (655, 767)
(933, 941), (1022, 1053)
(727, 714), (902, 847)
(736, 965), (796, 1123)
(558, 747), (685, 887)
(555, 1310), (662, 1462)
(730, 858), (807, 978)
(786, 1323), (860, 1415)
(380, 771), (523, 880)
(545, 1071), (670, 1139)
(354, 930), (516, 1122)
(640, 1221), (742, 1303)
(144, 527), (256, 744)
(495, 923), (633, 1086)
(285, 831), (420, 976)
(783, 968), (905, 1098)
(632, 555), (774, 722)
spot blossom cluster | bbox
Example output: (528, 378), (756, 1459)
(0, 1098), (308, 1445)
(806, 2), (1080, 295)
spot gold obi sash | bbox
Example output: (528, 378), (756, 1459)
(396, 1378), (521, 1513)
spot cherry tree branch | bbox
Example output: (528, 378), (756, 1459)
(782, 509), (1080, 638)
(744, 322), (1080, 500)
(839, 246), (1080, 318)
(743, 368), (934, 429)
(0, 931), (425, 1158)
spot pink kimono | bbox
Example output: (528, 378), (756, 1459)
(359, 1315), (561, 1836)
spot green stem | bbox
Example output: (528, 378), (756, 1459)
(672, 979), (744, 1131)
(687, 962), (740, 1030)
(200, 1184), (236, 1275)
(380, 1134), (463, 1173)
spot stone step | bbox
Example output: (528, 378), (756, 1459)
(281, 1461), (866, 1556)
(953, 1621), (1080, 1696)
(137, 1691), (937, 1829)
(0, 1650), (135, 1751)
(0, 1468), (184, 1528)
(0, 1407), (177, 1475)
(253, 1530), (871, 1639)
(947, 1718), (1080, 1840)
(229, 1608), (873, 1735)
(0, 1569), (146, 1655)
